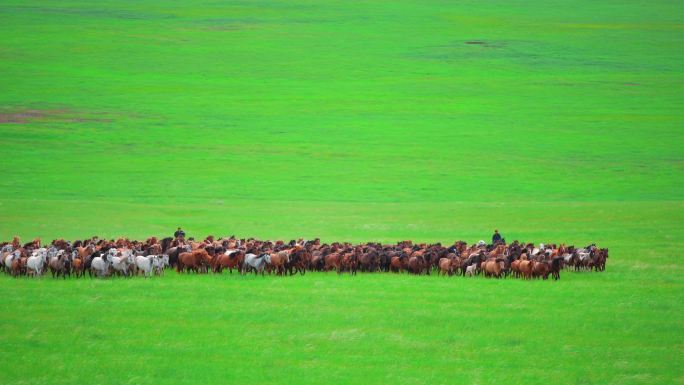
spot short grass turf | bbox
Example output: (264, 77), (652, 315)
(0, 0), (683, 384)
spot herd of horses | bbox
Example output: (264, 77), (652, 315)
(0, 235), (608, 280)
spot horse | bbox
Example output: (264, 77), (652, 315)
(532, 261), (550, 280)
(465, 263), (478, 277)
(156, 255), (169, 275)
(287, 247), (309, 275)
(390, 255), (407, 273)
(11, 257), (24, 277)
(594, 248), (609, 271)
(510, 259), (521, 278)
(91, 252), (113, 278)
(487, 244), (506, 259)
(213, 250), (244, 274)
(483, 258), (504, 278)
(177, 249), (211, 273)
(339, 252), (358, 275)
(3, 250), (20, 275)
(111, 250), (135, 277)
(48, 250), (71, 279)
(269, 251), (290, 276)
(462, 252), (484, 276)
(74, 244), (95, 260)
(324, 252), (342, 272)
(438, 257), (456, 276)
(358, 249), (379, 273)
(407, 255), (426, 275)
(519, 260), (535, 280)
(71, 256), (84, 278)
(160, 237), (174, 253)
(26, 249), (48, 277)
(167, 245), (191, 269)
(550, 257), (563, 280)
(135, 255), (161, 278)
(242, 253), (271, 275)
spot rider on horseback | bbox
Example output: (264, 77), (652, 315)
(492, 230), (502, 244)
(174, 227), (186, 244)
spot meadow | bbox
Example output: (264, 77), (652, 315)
(0, 0), (683, 384)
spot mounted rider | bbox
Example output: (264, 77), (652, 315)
(173, 227), (186, 246)
(492, 229), (503, 244)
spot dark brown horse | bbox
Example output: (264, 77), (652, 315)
(532, 261), (550, 280)
(390, 255), (407, 273)
(407, 255), (426, 275)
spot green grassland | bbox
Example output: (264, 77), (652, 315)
(0, 0), (683, 384)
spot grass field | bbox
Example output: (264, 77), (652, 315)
(0, 0), (683, 384)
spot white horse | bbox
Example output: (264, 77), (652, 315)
(242, 253), (271, 275)
(3, 250), (21, 274)
(91, 252), (113, 278)
(465, 263), (478, 277)
(27, 249), (48, 277)
(135, 255), (161, 278)
(576, 245), (595, 262)
(157, 255), (169, 275)
(111, 250), (134, 277)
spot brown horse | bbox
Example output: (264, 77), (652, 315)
(532, 261), (550, 279)
(177, 249), (211, 273)
(510, 259), (521, 278)
(75, 245), (95, 260)
(310, 251), (325, 271)
(11, 258), (23, 277)
(48, 253), (71, 279)
(390, 256), (406, 273)
(487, 244), (506, 259)
(519, 260), (535, 280)
(407, 256), (426, 275)
(324, 252), (341, 272)
(213, 250), (244, 274)
(72, 257), (84, 278)
(269, 251), (290, 276)
(438, 258), (456, 276)
(339, 252), (358, 275)
(483, 259), (504, 278)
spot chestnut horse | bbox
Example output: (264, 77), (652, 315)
(213, 250), (245, 274)
(483, 258), (504, 278)
(269, 251), (290, 276)
(177, 249), (211, 273)
(519, 260), (535, 280)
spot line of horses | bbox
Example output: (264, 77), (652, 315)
(0, 236), (608, 280)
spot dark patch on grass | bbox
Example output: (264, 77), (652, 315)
(3, 6), (176, 20)
(409, 39), (664, 71)
(0, 108), (112, 124)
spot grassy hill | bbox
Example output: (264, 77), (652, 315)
(0, 1), (682, 384)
